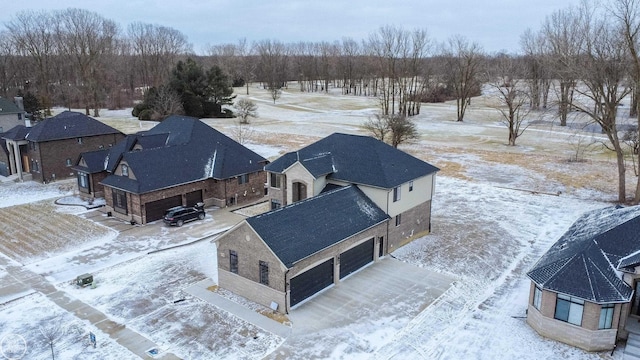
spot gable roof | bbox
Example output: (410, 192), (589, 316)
(100, 115), (267, 194)
(73, 149), (109, 173)
(527, 206), (640, 303)
(25, 111), (122, 142)
(246, 185), (389, 268)
(0, 98), (21, 115)
(265, 133), (439, 188)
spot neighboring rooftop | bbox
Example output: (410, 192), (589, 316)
(73, 149), (110, 174)
(246, 185), (390, 268)
(0, 97), (21, 115)
(100, 115), (267, 194)
(25, 111), (122, 142)
(527, 205), (640, 303)
(265, 133), (439, 189)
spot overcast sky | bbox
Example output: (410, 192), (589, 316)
(2, 1), (577, 54)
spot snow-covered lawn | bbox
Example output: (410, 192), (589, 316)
(0, 84), (632, 359)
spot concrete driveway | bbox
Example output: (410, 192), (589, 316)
(288, 257), (456, 334)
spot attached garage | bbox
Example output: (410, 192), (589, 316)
(290, 258), (334, 307)
(145, 195), (182, 222)
(339, 238), (374, 279)
(186, 190), (203, 206)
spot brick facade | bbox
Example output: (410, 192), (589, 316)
(29, 133), (123, 183)
(216, 220), (388, 313)
(387, 200), (432, 252)
(103, 171), (266, 224)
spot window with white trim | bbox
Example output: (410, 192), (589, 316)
(66, 158), (72, 166)
(393, 186), (401, 202)
(599, 304), (615, 329)
(395, 214), (402, 226)
(554, 294), (584, 326)
(121, 164), (129, 177)
(409, 181), (414, 192)
(533, 285), (542, 310)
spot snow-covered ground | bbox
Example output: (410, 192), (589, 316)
(0, 84), (630, 359)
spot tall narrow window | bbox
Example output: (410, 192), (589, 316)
(533, 285), (542, 310)
(66, 158), (72, 166)
(259, 261), (269, 286)
(599, 304), (615, 329)
(409, 181), (414, 192)
(229, 250), (238, 274)
(393, 186), (401, 202)
(121, 164), (129, 177)
(395, 214), (402, 226)
(77, 137), (83, 144)
(554, 294), (584, 326)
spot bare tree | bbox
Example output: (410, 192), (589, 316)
(442, 35), (484, 122)
(0, 31), (18, 98)
(128, 22), (191, 89)
(543, 5), (584, 126)
(612, 0), (640, 203)
(486, 54), (532, 146)
(570, 3), (631, 203)
(255, 39), (288, 103)
(363, 113), (391, 142)
(55, 8), (120, 117)
(363, 113), (418, 148)
(520, 28), (551, 110)
(237, 38), (255, 95)
(40, 321), (63, 360)
(230, 120), (255, 144)
(233, 98), (257, 124)
(6, 10), (58, 114)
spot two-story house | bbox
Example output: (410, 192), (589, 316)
(215, 133), (439, 313)
(1, 111), (123, 182)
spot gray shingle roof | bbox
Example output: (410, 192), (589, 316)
(73, 149), (109, 173)
(100, 115), (267, 194)
(246, 185), (390, 268)
(25, 111), (122, 142)
(265, 133), (439, 189)
(527, 206), (640, 303)
(1, 125), (29, 141)
(0, 98), (21, 114)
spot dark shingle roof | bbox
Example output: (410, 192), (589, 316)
(0, 98), (21, 114)
(265, 133), (439, 188)
(527, 206), (640, 303)
(1, 125), (30, 141)
(246, 185), (390, 268)
(73, 149), (109, 173)
(25, 111), (122, 142)
(100, 115), (266, 194)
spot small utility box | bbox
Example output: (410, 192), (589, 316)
(76, 273), (94, 287)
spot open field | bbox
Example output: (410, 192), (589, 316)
(4, 83), (632, 359)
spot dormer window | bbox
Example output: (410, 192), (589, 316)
(122, 164), (129, 177)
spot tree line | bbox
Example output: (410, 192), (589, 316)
(3, 2), (640, 202)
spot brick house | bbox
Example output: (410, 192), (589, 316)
(215, 185), (389, 313)
(527, 206), (640, 352)
(215, 133), (439, 312)
(97, 115), (267, 224)
(1, 111), (123, 182)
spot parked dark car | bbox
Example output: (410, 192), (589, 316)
(163, 203), (205, 226)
